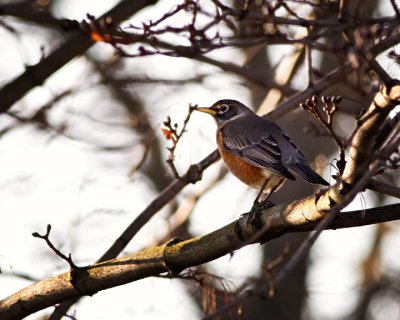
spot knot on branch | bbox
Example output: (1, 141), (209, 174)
(69, 267), (94, 297)
(386, 82), (400, 102)
(373, 84), (400, 112)
(32, 224), (94, 296)
(183, 163), (203, 183)
(162, 237), (184, 276)
(60, 19), (80, 31)
(25, 65), (46, 87)
(234, 202), (285, 245)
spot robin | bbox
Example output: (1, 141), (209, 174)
(195, 99), (329, 203)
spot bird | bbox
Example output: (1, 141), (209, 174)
(195, 99), (329, 203)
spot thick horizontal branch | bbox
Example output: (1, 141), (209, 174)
(1, 200), (399, 320)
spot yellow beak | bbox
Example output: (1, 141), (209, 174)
(195, 107), (216, 115)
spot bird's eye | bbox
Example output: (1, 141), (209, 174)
(219, 104), (229, 113)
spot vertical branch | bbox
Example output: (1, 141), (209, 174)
(306, 27), (313, 87)
(162, 105), (197, 179)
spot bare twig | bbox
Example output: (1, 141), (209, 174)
(300, 94), (346, 174)
(162, 105), (197, 179)
(32, 224), (77, 269)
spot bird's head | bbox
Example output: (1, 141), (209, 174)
(195, 99), (252, 125)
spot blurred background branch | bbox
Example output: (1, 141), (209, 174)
(0, 1), (399, 320)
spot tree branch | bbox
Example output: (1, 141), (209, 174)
(367, 178), (400, 199)
(0, 0), (159, 113)
(343, 84), (400, 185)
(1, 202), (399, 320)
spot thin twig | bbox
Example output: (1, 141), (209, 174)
(300, 94), (346, 174)
(32, 224), (78, 269)
(162, 104), (197, 179)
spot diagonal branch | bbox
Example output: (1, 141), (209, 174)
(367, 178), (400, 199)
(0, 0), (160, 113)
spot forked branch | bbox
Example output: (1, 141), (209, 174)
(162, 104), (197, 179)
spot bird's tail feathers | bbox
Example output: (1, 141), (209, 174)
(289, 162), (329, 186)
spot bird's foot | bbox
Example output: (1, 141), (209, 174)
(247, 200), (276, 228)
(252, 199), (275, 209)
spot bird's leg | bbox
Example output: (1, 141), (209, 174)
(248, 178), (284, 228)
(259, 178), (284, 206)
(249, 178), (273, 227)
(253, 178), (277, 208)
(253, 178), (270, 205)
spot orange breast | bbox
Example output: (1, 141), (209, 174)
(216, 131), (286, 193)
(217, 132), (265, 188)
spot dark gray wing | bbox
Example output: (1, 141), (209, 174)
(221, 123), (296, 180)
(267, 121), (330, 186)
